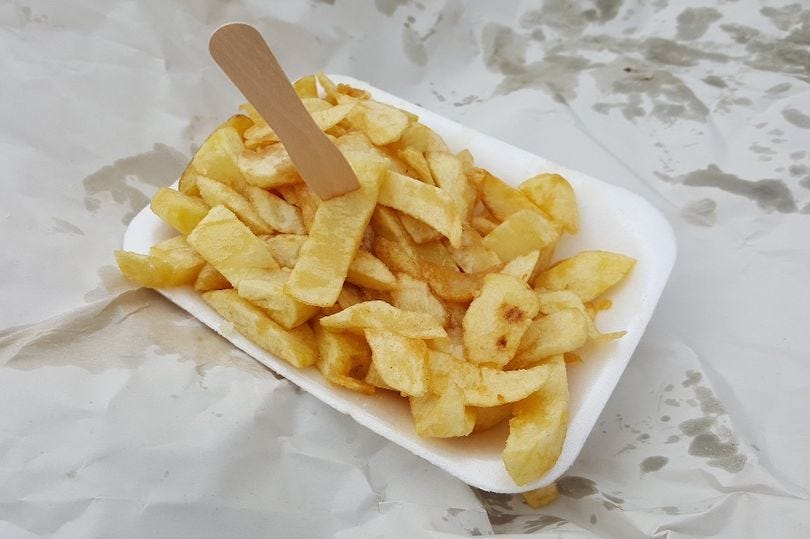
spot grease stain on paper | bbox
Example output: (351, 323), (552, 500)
(557, 476), (597, 499)
(640, 455), (669, 473)
(782, 108), (810, 128)
(664, 165), (797, 213)
(676, 8), (722, 41)
(83, 143), (188, 224)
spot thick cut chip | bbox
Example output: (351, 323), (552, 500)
(115, 237), (204, 289)
(246, 186), (306, 235)
(397, 147), (435, 185)
(509, 308), (589, 369)
(238, 144), (301, 189)
(413, 241), (457, 269)
(378, 171), (462, 247)
(294, 75), (318, 98)
(336, 131), (375, 153)
(237, 269), (319, 329)
(446, 227), (501, 273)
(533, 250), (636, 303)
(319, 301), (446, 339)
(427, 350), (552, 407)
(287, 151), (387, 306)
(150, 188), (210, 235)
(243, 101), (356, 148)
(365, 363), (394, 390)
(179, 126), (245, 195)
(315, 320), (375, 394)
(391, 273), (448, 327)
(194, 263), (230, 292)
(427, 327), (465, 359)
(472, 404), (513, 433)
(389, 122), (449, 153)
(365, 329), (428, 397)
(427, 151), (476, 220)
(503, 355), (569, 485)
(345, 99), (409, 145)
(401, 214), (443, 244)
(501, 251), (540, 283)
(522, 484), (559, 508)
(186, 205), (279, 286)
(316, 71), (340, 103)
(479, 171), (541, 221)
(347, 250), (397, 291)
(202, 289), (317, 368)
(410, 382), (475, 438)
(471, 215), (498, 236)
(370, 205), (410, 243)
(463, 273), (540, 367)
(373, 236), (421, 278)
(277, 183), (320, 232)
(483, 209), (558, 265)
(519, 173), (579, 234)
(221, 113), (253, 138)
(336, 283), (365, 311)
(420, 261), (488, 302)
(536, 290), (626, 346)
(262, 234), (306, 268)
(310, 102), (358, 131)
(196, 176), (273, 235)
(337, 82), (371, 100)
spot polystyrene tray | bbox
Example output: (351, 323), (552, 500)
(123, 75), (676, 493)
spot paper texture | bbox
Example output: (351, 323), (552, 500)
(1, 0), (808, 537)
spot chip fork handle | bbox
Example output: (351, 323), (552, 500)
(209, 22), (360, 200)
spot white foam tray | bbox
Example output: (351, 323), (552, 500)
(123, 75), (676, 493)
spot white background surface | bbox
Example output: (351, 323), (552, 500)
(1, 0), (809, 537)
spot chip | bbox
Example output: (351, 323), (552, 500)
(319, 301), (446, 339)
(519, 173), (579, 234)
(365, 328), (429, 397)
(287, 151), (387, 306)
(203, 289), (318, 368)
(462, 273), (540, 367)
(533, 250), (635, 303)
(503, 356), (569, 485)
(410, 382), (475, 438)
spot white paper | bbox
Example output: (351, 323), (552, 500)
(1, 0), (809, 536)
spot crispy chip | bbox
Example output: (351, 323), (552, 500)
(319, 301), (446, 339)
(533, 250), (635, 302)
(287, 151), (387, 306)
(427, 350), (552, 407)
(196, 176), (273, 235)
(391, 273), (448, 327)
(203, 289), (317, 368)
(150, 188), (209, 235)
(410, 382), (475, 438)
(503, 356), (569, 485)
(238, 144), (301, 189)
(509, 308), (589, 370)
(346, 249), (397, 291)
(520, 173), (579, 234)
(379, 171), (462, 247)
(246, 186), (306, 235)
(315, 321), (374, 394)
(365, 329), (429, 397)
(187, 205), (279, 286)
(463, 273), (539, 367)
(483, 209), (558, 265)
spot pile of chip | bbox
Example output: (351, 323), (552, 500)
(115, 73), (635, 486)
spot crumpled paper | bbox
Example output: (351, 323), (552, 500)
(1, 0), (809, 537)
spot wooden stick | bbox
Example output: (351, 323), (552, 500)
(209, 22), (359, 200)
